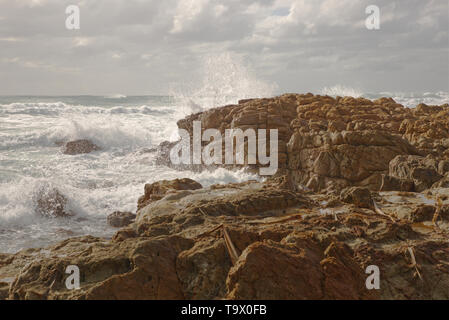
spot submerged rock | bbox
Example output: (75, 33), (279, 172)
(107, 211), (136, 228)
(62, 140), (101, 155)
(33, 187), (73, 218)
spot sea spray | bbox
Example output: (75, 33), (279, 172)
(170, 52), (277, 119)
(321, 85), (363, 98)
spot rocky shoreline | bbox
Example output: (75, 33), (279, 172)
(1, 93), (448, 300)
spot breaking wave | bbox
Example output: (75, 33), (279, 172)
(321, 85), (363, 98)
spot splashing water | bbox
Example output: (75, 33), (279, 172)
(321, 85), (363, 98)
(171, 52), (277, 119)
(321, 86), (448, 108)
(0, 54), (274, 253)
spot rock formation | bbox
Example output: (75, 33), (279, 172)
(1, 93), (448, 300)
(175, 94), (449, 193)
(33, 186), (73, 218)
(62, 140), (101, 155)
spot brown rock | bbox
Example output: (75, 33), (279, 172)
(7, 235), (194, 300)
(226, 238), (376, 300)
(389, 155), (442, 191)
(2, 180), (449, 300)
(432, 173), (449, 189)
(438, 160), (449, 175)
(107, 212), (136, 228)
(340, 187), (372, 208)
(0, 282), (9, 300)
(410, 205), (436, 222)
(137, 178), (203, 211)
(226, 240), (324, 299)
(63, 140), (101, 155)
(33, 186), (73, 218)
(170, 93), (448, 194)
(439, 205), (449, 221)
(380, 175), (414, 192)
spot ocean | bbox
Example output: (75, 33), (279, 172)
(0, 90), (448, 253)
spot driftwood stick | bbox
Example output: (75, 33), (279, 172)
(407, 247), (423, 280)
(222, 226), (239, 266)
(194, 224), (223, 240)
(373, 200), (396, 223)
(245, 214), (302, 225)
(432, 196), (442, 227)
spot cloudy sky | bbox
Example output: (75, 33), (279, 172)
(0, 0), (448, 95)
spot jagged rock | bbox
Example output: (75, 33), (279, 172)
(33, 187), (73, 218)
(176, 239), (231, 299)
(389, 155), (443, 192)
(107, 212), (136, 228)
(63, 140), (101, 155)
(340, 187), (372, 208)
(226, 238), (377, 299)
(175, 93), (449, 193)
(1, 181), (449, 300)
(137, 178), (203, 211)
(380, 175), (414, 192)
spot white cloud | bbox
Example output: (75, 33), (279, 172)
(0, 37), (24, 42)
(0, 0), (447, 94)
(72, 37), (93, 47)
(171, 0), (209, 34)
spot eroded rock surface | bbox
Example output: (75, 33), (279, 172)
(2, 179), (449, 300)
(172, 93), (449, 193)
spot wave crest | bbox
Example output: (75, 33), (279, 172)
(321, 85), (363, 98)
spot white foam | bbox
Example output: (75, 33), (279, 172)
(321, 85), (363, 98)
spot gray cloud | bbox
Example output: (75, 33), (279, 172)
(0, 0), (447, 95)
